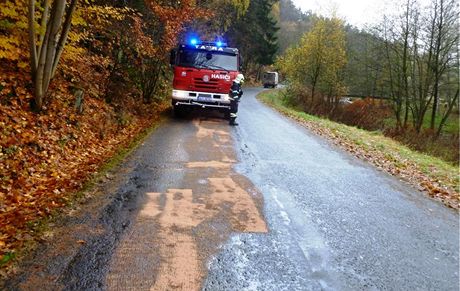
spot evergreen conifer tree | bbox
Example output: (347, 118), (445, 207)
(225, 0), (279, 73)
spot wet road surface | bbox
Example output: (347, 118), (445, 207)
(5, 88), (458, 290)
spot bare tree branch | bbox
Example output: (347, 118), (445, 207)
(38, 0), (50, 58)
(28, 0), (37, 76)
(42, 0), (66, 93)
(52, 0), (78, 78)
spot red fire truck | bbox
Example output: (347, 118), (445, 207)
(169, 39), (242, 117)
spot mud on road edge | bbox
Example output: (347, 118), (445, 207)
(1, 113), (169, 289)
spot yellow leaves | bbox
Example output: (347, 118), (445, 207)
(71, 10), (88, 27)
(230, 0), (251, 16)
(0, 1), (28, 64)
(81, 5), (133, 27)
(0, 38), (21, 60)
(0, 37), (19, 51)
(0, 0), (132, 68)
(68, 30), (87, 44)
(0, 0), (27, 20)
(17, 61), (29, 69)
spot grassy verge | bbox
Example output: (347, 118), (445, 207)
(0, 108), (169, 274)
(258, 89), (459, 209)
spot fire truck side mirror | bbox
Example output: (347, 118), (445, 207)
(169, 50), (176, 66)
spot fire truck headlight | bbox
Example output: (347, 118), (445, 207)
(172, 90), (188, 98)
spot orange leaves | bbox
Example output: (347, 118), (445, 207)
(131, 15), (156, 57)
(0, 61), (166, 262)
(146, 0), (211, 51)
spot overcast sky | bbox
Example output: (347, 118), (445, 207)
(291, 0), (401, 29)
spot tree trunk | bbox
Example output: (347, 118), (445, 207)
(28, 0), (79, 111)
(28, 0), (37, 77)
(401, 0), (411, 129)
(430, 89), (439, 130)
(436, 89), (459, 137)
(52, 0), (78, 78)
(430, 0), (445, 130)
(38, 0), (51, 58)
(42, 0), (66, 94)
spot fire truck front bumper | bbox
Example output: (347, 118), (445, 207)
(172, 90), (231, 109)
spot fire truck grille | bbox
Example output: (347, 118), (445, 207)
(194, 78), (219, 90)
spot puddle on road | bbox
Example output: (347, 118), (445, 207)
(106, 118), (267, 290)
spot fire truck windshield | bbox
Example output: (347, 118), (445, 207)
(178, 49), (238, 71)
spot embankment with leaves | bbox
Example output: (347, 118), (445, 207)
(0, 0), (213, 271)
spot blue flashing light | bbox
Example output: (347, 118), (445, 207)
(190, 38), (198, 45)
(216, 41), (223, 47)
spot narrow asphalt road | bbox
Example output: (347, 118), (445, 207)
(5, 88), (458, 290)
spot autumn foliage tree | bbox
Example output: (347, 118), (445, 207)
(277, 16), (347, 112)
(146, 0), (210, 50)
